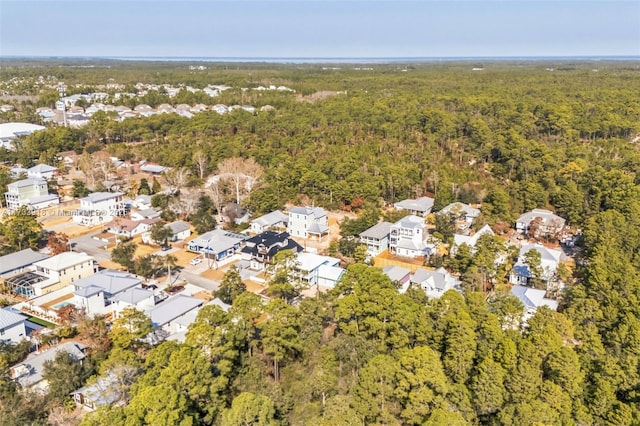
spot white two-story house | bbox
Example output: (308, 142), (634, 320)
(287, 207), (329, 239)
(359, 221), (393, 257)
(389, 215), (427, 258)
(73, 192), (126, 226)
(4, 178), (59, 211)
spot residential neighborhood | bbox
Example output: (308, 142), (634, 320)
(0, 57), (633, 425)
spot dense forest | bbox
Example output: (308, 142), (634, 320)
(1, 60), (640, 425)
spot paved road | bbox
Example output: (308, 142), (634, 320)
(70, 232), (111, 262)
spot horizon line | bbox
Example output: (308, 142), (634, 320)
(2, 55), (639, 63)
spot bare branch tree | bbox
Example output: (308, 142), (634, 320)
(193, 150), (208, 180)
(162, 167), (191, 193)
(216, 157), (264, 205)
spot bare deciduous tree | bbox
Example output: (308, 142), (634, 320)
(216, 157), (263, 204)
(207, 178), (227, 222)
(193, 150), (208, 180)
(170, 188), (200, 219)
(162, 167), (191, 193)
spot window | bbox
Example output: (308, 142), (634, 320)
(0, 329), (4, 335)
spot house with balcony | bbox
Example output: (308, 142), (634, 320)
(295, 252), (343, 287)
(73, 192), (126, 226)
(4, 178), (59, 211)
(389, 215), (427, 258)
(240, 231), (303, 271)
(359, 221), (393, 257)
(72, 269), (144, 317)
(287, 206), (329, 239)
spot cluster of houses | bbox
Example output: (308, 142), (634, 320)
(353, 197), (568, 317)
(36, 102), (271, 128)
(17, 80), (292, 128)
(0, 182), (573, 411)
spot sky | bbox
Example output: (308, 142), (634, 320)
(1, 1), (639, 58)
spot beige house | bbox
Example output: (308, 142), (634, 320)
(4, 178), (59, 211)
(32, 252), (95, 294)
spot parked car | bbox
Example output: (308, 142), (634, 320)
(189, 258), (202, 266)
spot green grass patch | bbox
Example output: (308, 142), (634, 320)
(27, 317), (57, 328)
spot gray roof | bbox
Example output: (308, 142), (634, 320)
(74, 371), (124, 408)
(318, 265), (345, 282)
(307, 223), (329, 234)
(74, 285), (103, 298)
(26, 194), (60, 205)
(511, 285), (558, 311)
(149, 294), (203, 327)
(394, 197), (434, 213)
(518, 244), (563, 263)
(289, 206), (327, 219)
(0, 249), (49, 276)
(166, 220), (190, 234)
(135, 208), (161, 218)
(188, 229), (248, 253)
(439, 202), (480, 218)
(516, 209), (565, 228)
(412, 268), (444, 289)
(12, 341), (86, 388)
(394, 215), (425, 229)
(382, 265), (411, 282)
(140, 164), (168, 173)
(82, 192), (124, 203)
(251, 210), (288, 228)
(8, 178), (46, 189)
(34, 252), (93, 272)
(0, 308), (26, 329)
(360, 221), (393, 239)
(28, 164), (56, 173)
(73, 269), (141, 296)
(411, 267), (458, 291)
(111, 287), (154, 305)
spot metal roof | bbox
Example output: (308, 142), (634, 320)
(0, 308), (26, 330)
(360, 221), (393, 239)
(149, 294), (203, 327)
(0, 249), (49, 276)
(34, 252), (93, 272)
(82, 192), (124, 204)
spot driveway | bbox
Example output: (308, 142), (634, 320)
(70, 232), (111, 262)
(176, 270), (220, 292)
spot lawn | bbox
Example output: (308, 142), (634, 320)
(27, 317), (57, 328)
